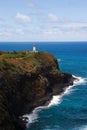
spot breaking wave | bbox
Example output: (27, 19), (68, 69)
(22, 75), (86, 127)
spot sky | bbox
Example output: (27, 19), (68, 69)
(0, 0), (87, 42)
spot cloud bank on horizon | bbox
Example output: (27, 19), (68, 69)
(0, 0), (87, 41)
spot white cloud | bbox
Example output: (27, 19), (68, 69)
(0, 31), (11, 36)
(16, 28), (24, 35)
(60, 23), (87, 29)
(48, 13), (59, 22)
(37, 21), (87, 41)
(0, 32), (2, 35)
(51, 22), (87, 32)
(15, 13), (31, 23)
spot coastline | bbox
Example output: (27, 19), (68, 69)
(0, 50), (84, 130)
(22, 75), (85, 128)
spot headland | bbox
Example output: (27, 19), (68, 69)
(0, 50), (75, 130)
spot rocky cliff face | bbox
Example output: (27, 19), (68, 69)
(0, 51), (74, 130)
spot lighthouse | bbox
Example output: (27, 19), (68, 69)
(33, 44), (37, 52)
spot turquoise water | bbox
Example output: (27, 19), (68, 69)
(0, 42), (87, 130)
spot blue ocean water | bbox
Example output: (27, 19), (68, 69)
(0, 42), (87, 130)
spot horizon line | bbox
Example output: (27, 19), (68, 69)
(0, 41), (87, 43)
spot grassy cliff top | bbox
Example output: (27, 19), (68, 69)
(0, 50), (59, 74)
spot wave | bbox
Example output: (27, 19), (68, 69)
(22, 75), (86, 127)
(74, 125), (87, 130)
(48, 75), (86, 107)
(80, 126), (87, 130)
(72, 75), (86, 86)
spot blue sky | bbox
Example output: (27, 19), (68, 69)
(0, 0), (87, 41)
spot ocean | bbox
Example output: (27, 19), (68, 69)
(0, 42), (87, 130)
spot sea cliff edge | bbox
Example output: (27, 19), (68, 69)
(0, 51), (75, 130)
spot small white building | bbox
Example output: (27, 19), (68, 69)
(33, 44), (37, 52)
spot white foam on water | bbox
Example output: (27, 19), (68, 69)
(80, 126), (87, 130)
(22, 75), (87, 127)
(22, 105), (50, 127)
(57, 59), (61, 62)
(48, 95), (62, 107)
(48, 75), (86, 107)
(74, 125), (87, 130)
(72, 75), (86, 86)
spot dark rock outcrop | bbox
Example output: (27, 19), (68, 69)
(0, 51), (75, 130)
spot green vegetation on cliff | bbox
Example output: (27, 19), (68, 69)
(0, 50), (73, 130)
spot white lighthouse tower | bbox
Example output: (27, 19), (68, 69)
(33, 44), (37, 52)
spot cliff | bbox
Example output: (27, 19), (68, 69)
(0, 51), (74, 130)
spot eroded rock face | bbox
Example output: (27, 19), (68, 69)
(0, 51), (74, 130)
